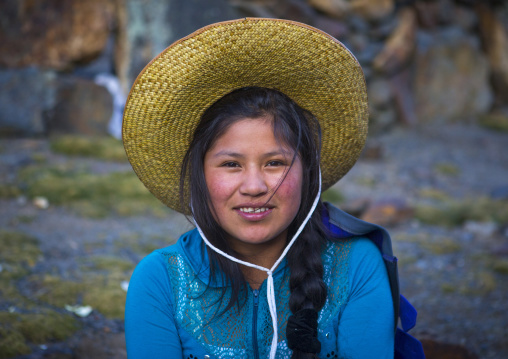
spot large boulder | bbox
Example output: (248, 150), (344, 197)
(45, 77), (113, 136)
(413, 28), (493, 122)
(0, 0), (116, 70)
(0, 68), (57, 136)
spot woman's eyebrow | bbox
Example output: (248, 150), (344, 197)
(211, 151), (244, 158)
(262, 150), (293, 158)
(211, 149), (293, 158)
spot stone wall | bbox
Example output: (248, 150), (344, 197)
(0, 0), (119, 136)
(231, 0), (505, 130)
(0, 0), (239, 137)
(0, 0), (506, 136)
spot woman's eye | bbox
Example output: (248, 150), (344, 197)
(267, 160), (285, 167)
(222, 161), (239, 168)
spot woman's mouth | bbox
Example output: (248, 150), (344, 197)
(239, 207), (270, 213)
(235, 206), (273, 220)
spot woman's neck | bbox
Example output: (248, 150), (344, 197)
(241, 266), (267, 290)
(228, 232), (288, 289)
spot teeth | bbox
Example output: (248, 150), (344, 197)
(240, 207), (269, 213)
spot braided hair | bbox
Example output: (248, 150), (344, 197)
(180, 87), (328, 357)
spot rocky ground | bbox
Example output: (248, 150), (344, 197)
(0, 121), (507, 359)
(338, 123), (508, 358)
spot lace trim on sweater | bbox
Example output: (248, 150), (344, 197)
(159, 239), (353, 358)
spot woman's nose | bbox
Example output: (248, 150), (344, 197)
(239, 168), (269, 196)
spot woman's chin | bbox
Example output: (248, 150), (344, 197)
(226, 229), (288, 253)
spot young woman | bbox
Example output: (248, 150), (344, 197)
(123, 18), (396, 359)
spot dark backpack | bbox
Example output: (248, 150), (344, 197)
(322, 202), (426, 359)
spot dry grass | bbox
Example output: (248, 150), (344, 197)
(415, 197), (508, 227)
(50, 135), (128, 162)
(0, 310), (79, 358)
(479, 113), (508, 133)
(434, 162), (460, 176)
(0, 231), (41, 280)
(3, 163), (171, 218)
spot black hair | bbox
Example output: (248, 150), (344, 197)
(180, 87), (328, 358)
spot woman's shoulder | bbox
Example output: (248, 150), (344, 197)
(325, 236), (381, 260)
(130, 245), (176, 281)
(348, 236), (382, 260)
(132, 228), (211, 290)
(326, 237), (388, 301)
(317, 237), (378, 326)
(323, 237), (386, 295)
(324, 236), (384, 273)
(321, 237), (390, 322)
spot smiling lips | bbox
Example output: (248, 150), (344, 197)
(239, 207), (270, 213)
(235, 206), (274, 220)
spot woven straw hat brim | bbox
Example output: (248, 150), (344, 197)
(123, 18), (368, 214)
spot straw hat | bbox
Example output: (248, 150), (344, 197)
(122, 18), (368, 214)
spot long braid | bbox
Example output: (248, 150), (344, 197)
(287, 210), (328, 358)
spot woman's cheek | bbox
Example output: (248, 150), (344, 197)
(206, 171), (236, 198)
(277, 172), (303, 201)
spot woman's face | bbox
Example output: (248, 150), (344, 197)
(204, 117), (303, 255)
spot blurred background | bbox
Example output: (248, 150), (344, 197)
(0, 0), (507, 358)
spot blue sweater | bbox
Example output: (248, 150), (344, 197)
(125, 229), (394, 358)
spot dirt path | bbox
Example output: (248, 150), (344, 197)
(1, 122), (507, 358)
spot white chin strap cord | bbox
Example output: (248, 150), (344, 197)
(193, 170), (322, 359)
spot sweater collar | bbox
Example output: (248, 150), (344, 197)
(178, 228), (288, 288)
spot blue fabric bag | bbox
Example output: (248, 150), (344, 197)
(322, 202), (426, 359)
